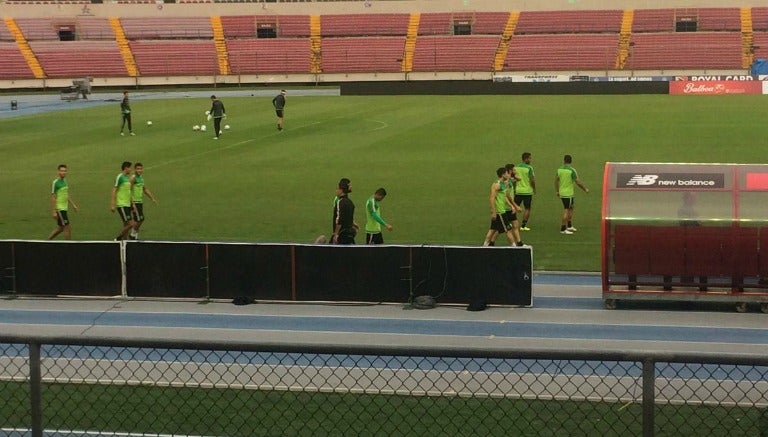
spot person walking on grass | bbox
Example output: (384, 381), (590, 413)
(209, 95), (226, 139)
(272, 90), (286, 131)
(365, 188), (393, 244)
(111, 161), (135, 241)
(515, 152), (536, 230)
(48, 164), (79, 240)
(129, 162), (158, 240)
(333, 179), (357, 245)
(483, 167), (520, 247)
(120, 91), (134, 136)
(555, 154), (589, 235)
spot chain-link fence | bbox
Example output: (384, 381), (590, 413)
(1, 337), (767, 437)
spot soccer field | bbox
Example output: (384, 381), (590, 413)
(1, 93), (766, 271)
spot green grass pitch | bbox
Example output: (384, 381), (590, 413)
(1, 93), (767, 271)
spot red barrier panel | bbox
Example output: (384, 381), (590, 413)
(648, 226), (686, 276)
(613, 225), (650, 275)
(669, 81), (763, 95)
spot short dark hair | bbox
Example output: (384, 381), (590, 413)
(505, 163), (515, 171)
(496, 167), (507, 178)
(522, 152), (531, 161)
(338, 178), (351, 193)
(564, 154), (572, 164)
(210, 95), (216, 99)
(134, 162), (143, 168)
(121, 161), (132, 170)
(375, 188), (387, 196)
(58, 164), (67, 170)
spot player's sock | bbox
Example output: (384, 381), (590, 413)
(522, 221), (527, 227)
(561, 225), (566, 232)
(567, 221), (573, 228)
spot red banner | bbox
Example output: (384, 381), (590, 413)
(669, 81), (762, 95)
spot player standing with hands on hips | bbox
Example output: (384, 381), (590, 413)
(272, 90), (286, 131)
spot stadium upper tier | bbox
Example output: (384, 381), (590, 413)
(0, 7), (766, 79)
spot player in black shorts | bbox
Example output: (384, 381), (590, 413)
(272, 90), (286, 131)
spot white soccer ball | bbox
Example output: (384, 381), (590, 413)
(192, 125), (200, 131)
(200, 125), (207, 132)
(205, 110), (210, 116)
(224, 124), (230, 130)
(146, 120), (153, 126)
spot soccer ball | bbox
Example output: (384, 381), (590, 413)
(146, 120), (153, 126)
(224, 125), (230, 130)
(205, 110), (210, 116)
(192, 125), (200, 131)
(200, 125), (207, 132)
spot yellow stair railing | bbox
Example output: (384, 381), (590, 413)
(740, 7), (754, 69)
(615, 9), (634, 69)
(210, 16), (230, 75)
(401, 13), (419, 73)
(4, 17), (45, 79)
(493, 11), (519, 72)
(310, 15), (322, 74)
(109, 17), (138, 77)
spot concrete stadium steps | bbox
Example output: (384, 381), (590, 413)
(13, 17), (58, 40)
(515, 9), (623, 35)
(0, 42), (35, 79)
(321, 37), (405, 73)
(226, 38), (311, 74)
(754, 33), (768, 61)
(129, 40), (218, 76)
(416, 13), (453, 36)
(320, 13), (409, 37)
(120, 16), (213, 39)
(504, 34), (619, 71)
(412, 35), (498, 72)
(75, 17), (113, 40)
(29, 40), (127, 78)
(220, 15), (255, 38)
(753, 7), (768, 31)
(627, 32), (743, 70)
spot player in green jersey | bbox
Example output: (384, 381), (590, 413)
(555, 154), (589, 235)
(129, 163), (158, 240)
(365, 188), (394, 244)
(48, 164), (79, 240)
(120, 91), (134, 136)
(483, 167), (519, 246)
(110, 161), (135, 240)
(514, 152), (536, 230)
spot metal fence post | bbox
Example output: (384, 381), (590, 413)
(29, 342), (43, 437)
(642, 358), (655, 437)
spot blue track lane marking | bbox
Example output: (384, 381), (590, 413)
(1, 309), (766, 345)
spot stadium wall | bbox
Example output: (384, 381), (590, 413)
(0, 0), (764, 18)
(341, 80), (670, 95)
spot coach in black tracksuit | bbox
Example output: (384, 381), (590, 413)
(333, 180), (356, 245)
(209, 95), (225, 139)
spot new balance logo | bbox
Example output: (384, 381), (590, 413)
(625, 175), (659, 186)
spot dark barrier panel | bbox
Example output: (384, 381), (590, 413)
(411, 246), (532, 306)
(207, 243), (292, 300)
(14, 241), (121, 296)
(126, 242), (207, 298)
(341, 80), (668, 95)
(294, 245), (410, 302)
(0, 241), (14, 293)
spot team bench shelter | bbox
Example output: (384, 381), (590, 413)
(602, 162), (768, 313)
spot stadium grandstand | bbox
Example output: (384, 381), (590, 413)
(0, 0), (766, 87)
